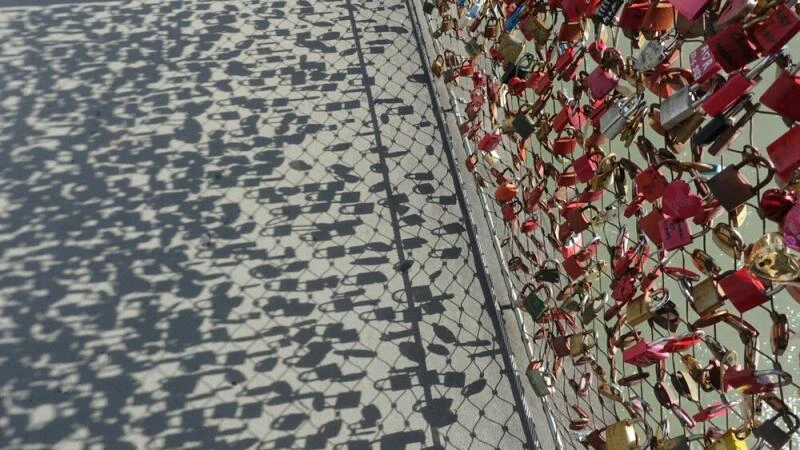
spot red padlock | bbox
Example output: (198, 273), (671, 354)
(761, 67), (800, 122)
(552, 101), (587, 134)
(667, 0), (712, 21)
(723, 368), (791, 394)
(477, 130), (502, 152)
(502, 200), (522, 222)
(689, 42), (722, 84)
(574, 150), (604, 183)
(521, 216), (540, 233)
(718, 268), (768, 313)
(523, 184), (545, 213)
(749, 3), (800, 55)
(702, 55), (778, 117)
(563, 0), (601, 20)
(565, 204), (598, 234)
(706, 22), (759, 73)
(767, 125), (800, 178)
(634, 163), (669, 202)
(472, 70), (487, 88)
(611, 274), (637, 303)
(658, 217), (693, 250)
(563, 237), (600, 279)
(639, 208), (664, 245)
(662, 180), (704, 219)
(552, 128), (579, 156)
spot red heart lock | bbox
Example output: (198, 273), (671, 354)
(662, 180), (703, 219)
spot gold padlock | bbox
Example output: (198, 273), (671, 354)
(625, 288), (669, 327)
(689, 277), (723, 315)
(568, 330), (597, 356)
(606, 418), (651, 450)
(705, 429), (748, 450)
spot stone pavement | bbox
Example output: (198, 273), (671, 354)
(0, 1), (534, 449)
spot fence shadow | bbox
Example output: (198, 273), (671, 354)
(0, 1), (530, 449)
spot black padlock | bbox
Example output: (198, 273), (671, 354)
(692, 94), (752, 148)
(753, 412), (800, 449)
(423, 0), (435, 14)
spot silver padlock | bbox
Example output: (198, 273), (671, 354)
(526, 368), (554, 397)
(633, 32), (682, 72)
(659, 83), (714, 131)
(600, 95), (645, 140)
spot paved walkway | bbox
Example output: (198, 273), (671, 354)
(0, 1), (532, 449)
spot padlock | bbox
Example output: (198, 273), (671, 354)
(501, 199), (522, 222)
(634, 162), (669, 202)
(431, 55), (445, 77)
(512, 104), (538, 139)
(658, 434), (705, 450)
(558, 19), (587, 43)
(495, 180), (518, 203)
(749, 3), (800, 55)
(497, 30), (525, 64)
(716, 0), (757, 28)
(533, 259), (561, 283)
(605, 418), (651, 450)
(659, 217), (693, 250)
(569, 330), (597, 356)
(484, 17), (499, 38)
(584, 64), (620, 100)
(552, 127), (579, 156)
(554, 45), (585, 80)
(634, 32), (682, 72)
(581, 294), (606, 325)
(689, 42), (723, 84)
(706, 22), (759, 73)
(667, 0), (712, 21)
(704, 429), (747, 450)
(718, 268), (769, 313)
(477, 130), (501, 152)
(662, 180), (704, 219)
(723, 368), (791, 394)
(552, 100), (587, 133)
(441, 14), (454, 33)
(706, 154), (772, 212)
(671, 370), (700, 402)
(600, 95), (646, 140)
(761, 65), (800, 122)
(753, 412), (800, 449)
(693, 95), (752, 148)
(564, 203), (599, 234)
(706, 100), (760, 156)
(519, 283), (551, 320)
(626, 289), (669, 327)
(767, 125), (800, 179)
(521, 9), (553, 45)
(639, 208), (665, 245)
(623, 340), (669, 367)
(660, 83), (714, 130)
(688, 277), (724, 315)
(702, 53), (780, 116)
(596, 0), (625, 24)
(422, 0), (435, 14)
(562, 237), (600, 279)
(526, 360), (554, 397)
(574, 150), (605, 183)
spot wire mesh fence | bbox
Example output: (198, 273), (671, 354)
(415, 0), (800, 449)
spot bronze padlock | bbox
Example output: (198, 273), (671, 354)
(689, 277), (723, 315)
(706, 154), (773, 212)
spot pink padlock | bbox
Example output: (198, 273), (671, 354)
(662, 180), (704, 219)
(623, 340), (669, 367)
(658, 217), (693, 250)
